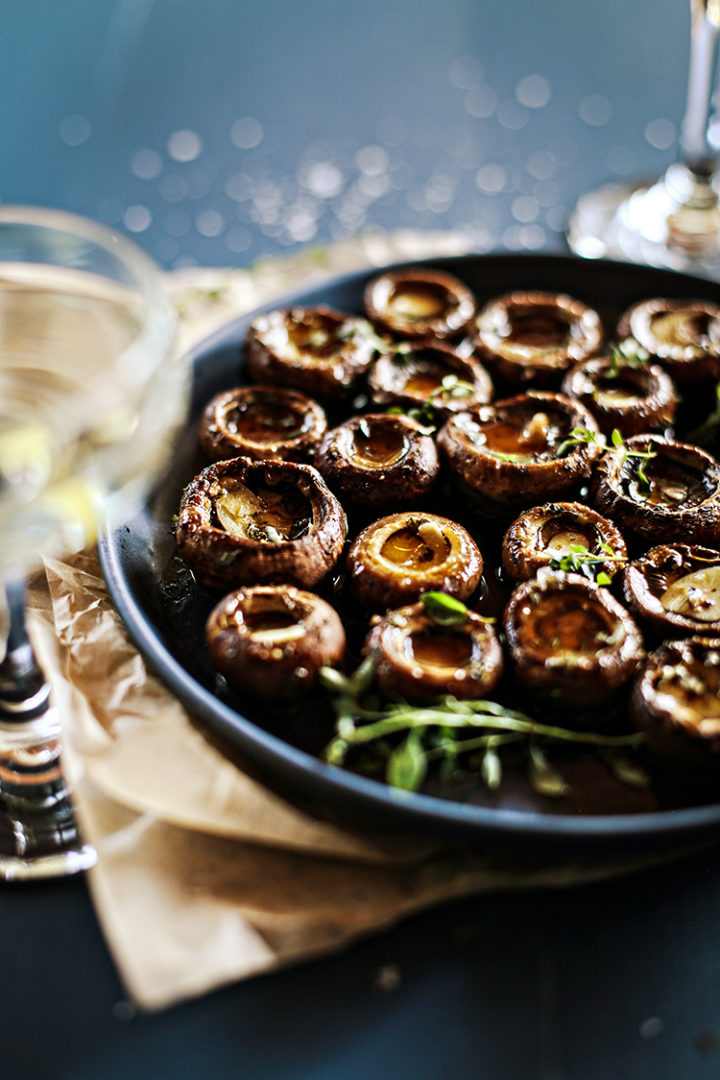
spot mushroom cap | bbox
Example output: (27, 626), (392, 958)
(206, 585), (346, 699)
(176, 457), (347, 590)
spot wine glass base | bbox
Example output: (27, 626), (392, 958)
(567, 179), (720, 278)
(0, 844), (96, 882)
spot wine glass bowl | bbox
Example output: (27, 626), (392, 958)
(568, 1), (720, 275)
(0, 206), (185, 880)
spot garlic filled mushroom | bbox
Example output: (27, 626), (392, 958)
(474, 291), (603, 386)
(176, 458), (346, 590)
(206, 585), (346, 700)
(364, 267), (476, 340)
(246, 306), (378, 399)
(437, 391), (602, 507)
(617, 298), (720, 384)
(591, 434), (720, 547)
(364, 596), (503, 701)
(503, 570), (645, 711)
(314, 412), (439, 510)
(198, 385), (327, 462)
(561, 352), (677, 438)
(367, 340), (493, 419)
(346, 511), (483, 611)
(622, 544), (720, 638)
(631, 636), (720, 774)
(501, 501), (628, 584)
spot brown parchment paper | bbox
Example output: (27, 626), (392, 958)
(19, 232), (696, 1012)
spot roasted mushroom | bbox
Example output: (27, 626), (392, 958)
(364, 600), (503, 701)
(176, 457), (347, 590)
(474, 291), (603, 386)
(437, 391), (602, 507)
(501, 501), (628, 584)
(206, 585), (346, 700)
(591, 434), (720, 547)
(363, 267), (476, 340)
(346, 511), (483, 611)
(503, 569), (645, 710)
(314, 412), (439, 510)
(367, 339), (493, 419)
(617, 298), (720, 384)
(246, 306), (378, 399)
(561, 353), (677, 438)
(622, 544), (720, 638)
(630, 636), (720, 774)
(198, 385), (327, 462)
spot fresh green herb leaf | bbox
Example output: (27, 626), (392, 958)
(216, 550), (240, 568)
(527, 743), (571, 798)
(387, 731), (427, 792)
(596, 571), (612, 587)
(420, 592), (470, 625)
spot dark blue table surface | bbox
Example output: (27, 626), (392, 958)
(4, 3), (720, 1078)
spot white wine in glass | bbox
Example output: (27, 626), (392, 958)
(0, 206), (185, 880)
(568, 1), (720, 275)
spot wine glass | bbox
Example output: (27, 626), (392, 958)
(567, 1), (720, 275)
(0, 206), (185, 880)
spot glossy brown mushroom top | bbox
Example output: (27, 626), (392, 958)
(198, 385), (328, 462)
(176, 457), (347, 591)
(622, 544), (720, 638)
(503, 570), (645, 710)
(560, 354), (677, 438)
(616, 298), (720, 384)
(630, 636), (720, 771)
(364, 601), (503, 701)
(474, 290), (603, 386)
(591, 434), (720, 547)
(314, 412), (439, 510)
(363, 268), (476, 340)
(346, 511), (483, 611)
(367, 338), (493, 421)
(437, 391), (602, 506)
(246, 306), (378, 399)
(206, 585), (346, 700)
(501, 501), (628, 584)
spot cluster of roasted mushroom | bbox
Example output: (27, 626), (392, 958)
(175, 265), (720, 789)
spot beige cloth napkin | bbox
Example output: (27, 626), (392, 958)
(18, 231), (701, 1012)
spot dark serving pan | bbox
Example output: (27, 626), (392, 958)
(99, 253), (720, 851)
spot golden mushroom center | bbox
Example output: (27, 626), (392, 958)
(661, 566), (720, 622)
(406, 627), (474, 671)
(352, 424), (409, 468)
(520, 595), (620, 658)
(380, 521), (451, 569)
(240, 596), (307, 645)
(492, 311), (570, 359)
(656, 664), (720, 736)
(228, 400), (305, 442)
(386, 282), (449, 320)
(649, 309), (710, 350)
(215, 483), (311, 541)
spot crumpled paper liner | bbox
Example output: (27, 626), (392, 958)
(17, 231), (702, 1012)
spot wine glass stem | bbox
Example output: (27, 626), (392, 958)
(0, 581), (51, 717)
(682, 2), (720, 177)
(0, 581), (96, 879)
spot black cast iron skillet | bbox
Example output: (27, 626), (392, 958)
(99, 253), (720, 850)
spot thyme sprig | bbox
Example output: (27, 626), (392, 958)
(609, 428), (656, 487)
(555, 425), (606, 459)
(549, 541), (626, 586)
(319, 660), (645, 796)
(605, 339), (650, 378)
(387, 374), (475, 430)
